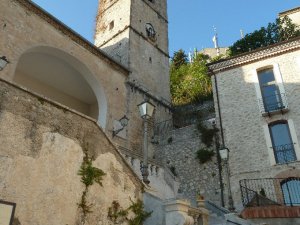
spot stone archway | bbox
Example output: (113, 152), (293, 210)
(13, 46), (107, 128)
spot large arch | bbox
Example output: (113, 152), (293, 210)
(13, 46), (107, 128)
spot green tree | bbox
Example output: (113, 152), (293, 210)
(170, 50), (212, 105)
(229, 16), (300, 56)
(171, 49), (188, 69)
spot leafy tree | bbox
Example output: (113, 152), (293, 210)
(170, 50), (213, 105)
(229, 16), (300, 56)
(171, 49), (188, 69)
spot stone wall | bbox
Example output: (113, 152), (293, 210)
(155, 122), (222, 206)
(211, 47), (300, 210)
(0, 80), (142, 225)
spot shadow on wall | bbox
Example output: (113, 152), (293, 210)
(13, 46), (107, 128)
(100, 37), (129, 67)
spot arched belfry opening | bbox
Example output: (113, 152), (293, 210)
(14, 46), (107, 128)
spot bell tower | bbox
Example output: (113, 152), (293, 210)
(95, 0), (171, 158)
(95, 0), (170, 100)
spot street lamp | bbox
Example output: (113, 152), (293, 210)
(138, 99), (155, 184)
(0, 56), (9, 71)
(219, 147), (229, 161)
(219, 146), (235, 211)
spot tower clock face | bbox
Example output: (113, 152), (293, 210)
(145, 23), (156, 41)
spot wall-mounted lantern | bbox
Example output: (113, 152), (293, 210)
(0, 56), (9, 71)
(219, 146), (229, 161)
(138, 100), (155, 119)
(0, 200), (16, 225)
(112, 115), (129, 137)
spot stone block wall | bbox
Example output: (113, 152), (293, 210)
(155, 123), (222, 206)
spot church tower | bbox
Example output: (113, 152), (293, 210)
(95, 0), (171, 155)
(95, 0), (170, 101)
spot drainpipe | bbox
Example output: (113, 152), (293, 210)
(213, 72), (225, 147)
(212, 70), (225, 207)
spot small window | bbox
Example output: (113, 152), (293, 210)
(109, 21), (114, 30)
(258, 68), (284, 112)
(269, 121), (296, 164)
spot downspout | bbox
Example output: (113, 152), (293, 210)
(211, 69), (225, 207)
(213, 72), (225, 146)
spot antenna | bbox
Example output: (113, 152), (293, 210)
(188, 51), (192, 63)
(212, 26), (220, 56)
(240, 29), (244, 39)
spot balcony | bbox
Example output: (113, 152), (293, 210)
(240, 177), (300, 207)
(258, 93), (288, 116)
(240, 178), (300, 219)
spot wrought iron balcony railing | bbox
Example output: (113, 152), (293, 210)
(273, 143), (296, 164)
(258, 93), (288, 115)
(240, 177), (300, 207)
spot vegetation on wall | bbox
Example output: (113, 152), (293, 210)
(170, 50), (213, 105)
(107, 199), (152, 225)
(195, 113), (219, 164)
(196, 148), (215, 164)
(169, 165), (177, 177)
(78, 146), (106, 224)
(197, 121), (218, 147)
(108, 201), (128, 224)
(229, 16), (300, 56)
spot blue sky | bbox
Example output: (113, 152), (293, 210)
(32, 0), (299, 56)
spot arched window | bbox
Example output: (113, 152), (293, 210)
(281, 178), (300, 206)
(269, 121), (296, 164)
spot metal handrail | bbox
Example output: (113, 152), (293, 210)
(240, 177), (300, 207)
(273, 143), (296, 164)
(227, 220), (243, 225)
(258, 92), (287, 113)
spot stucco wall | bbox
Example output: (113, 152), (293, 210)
(0, 80), (142, 225)
(212, 49), (300, 210)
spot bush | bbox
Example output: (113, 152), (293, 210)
(196, 148), (215, 164)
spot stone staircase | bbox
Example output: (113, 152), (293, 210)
(205, 201), (255, 225)
(119, 149), (210, 225)
(121, 151), (179, 199)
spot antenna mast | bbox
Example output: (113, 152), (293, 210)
(212, 26), (220, 56)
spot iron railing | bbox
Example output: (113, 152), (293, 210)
(258, 93), (287, 114)
(273, 143), (296, 164)
(240, 177), (300, 207)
